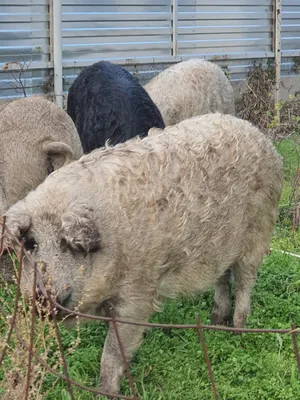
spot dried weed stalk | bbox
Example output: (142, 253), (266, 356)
(236, 61), (300, 139)
(236, 60), (275, 132)
(0, 254), (81, 399)
(236, 61), (300, 232)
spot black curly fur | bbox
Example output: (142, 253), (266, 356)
(67, 61), (165, 153)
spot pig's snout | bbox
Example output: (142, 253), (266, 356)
(34, 283), (72, 319)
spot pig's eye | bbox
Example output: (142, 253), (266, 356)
(23, 237), (37, 253)
(60, 237), (69, 252)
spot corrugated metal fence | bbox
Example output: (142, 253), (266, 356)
(0, 0), (299, 104)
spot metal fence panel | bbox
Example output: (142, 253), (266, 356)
(61, 0), (276, 93)
(61, 1), (172, 65)
(177, 1), (273, 58)
(0, 1), (300, 101)
(0, 0), (50, 100)
(282, 0), (300, 53)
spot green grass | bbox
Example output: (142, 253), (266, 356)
(275, 136), (300, 206)
(1, 137), (300, 399)
(272, 135), (300, 254)
(37, 250), (300, 400)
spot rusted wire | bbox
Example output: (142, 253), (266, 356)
(24, 261), (37, 400)
(49, 300), (300, 334)
(196, 315), (218, 400)
(48, 292), (76, 400)
(291, 324), (300, 374)
(0, 215), (6, 256)
(34, 275), (300, 335)
(0, 240), (24, 367)
(111, 318), (139, 400)
(0, 305), (134, 400)
(1, 222), (300, 400)
(34, 278), (300, 334)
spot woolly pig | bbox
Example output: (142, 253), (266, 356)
(67, 60), (165, 153)
(0, 96), (83, 279)
(5, 113), (283, 395)
(144, 58), (235, 126)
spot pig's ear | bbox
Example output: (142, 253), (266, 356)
(61, 204), (101, 254)
(43, 141), (75, 170)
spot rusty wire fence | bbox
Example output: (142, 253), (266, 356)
(1, 217), (300, 400)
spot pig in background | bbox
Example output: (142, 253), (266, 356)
(144, 58), (236, 126)
(67, 60), (165, 153)
(0, 96), (83, 280)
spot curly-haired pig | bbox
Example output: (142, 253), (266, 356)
(5, 113), (283, 395)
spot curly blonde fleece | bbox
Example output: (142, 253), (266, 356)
(0, 96), (83, 280)
(5, 113), (283, 395)
(0, 96), (83, 212)
(144, 58), (236, 126)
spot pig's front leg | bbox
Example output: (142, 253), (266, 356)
(99, 299), (153, 395)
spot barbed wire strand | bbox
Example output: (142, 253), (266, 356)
(111, 318), (139, 400)
(196, 315), (218, 400)
(291, 324), (300, 374)
(24, 259), (38, 400)
(48, 300), (300, 334)
(0, 304), (135, 400)
(0, 215), (5, 256)
(0, 239), (24, 367)
(1, 219), (300, 399)
(48, 286), (76, 400)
